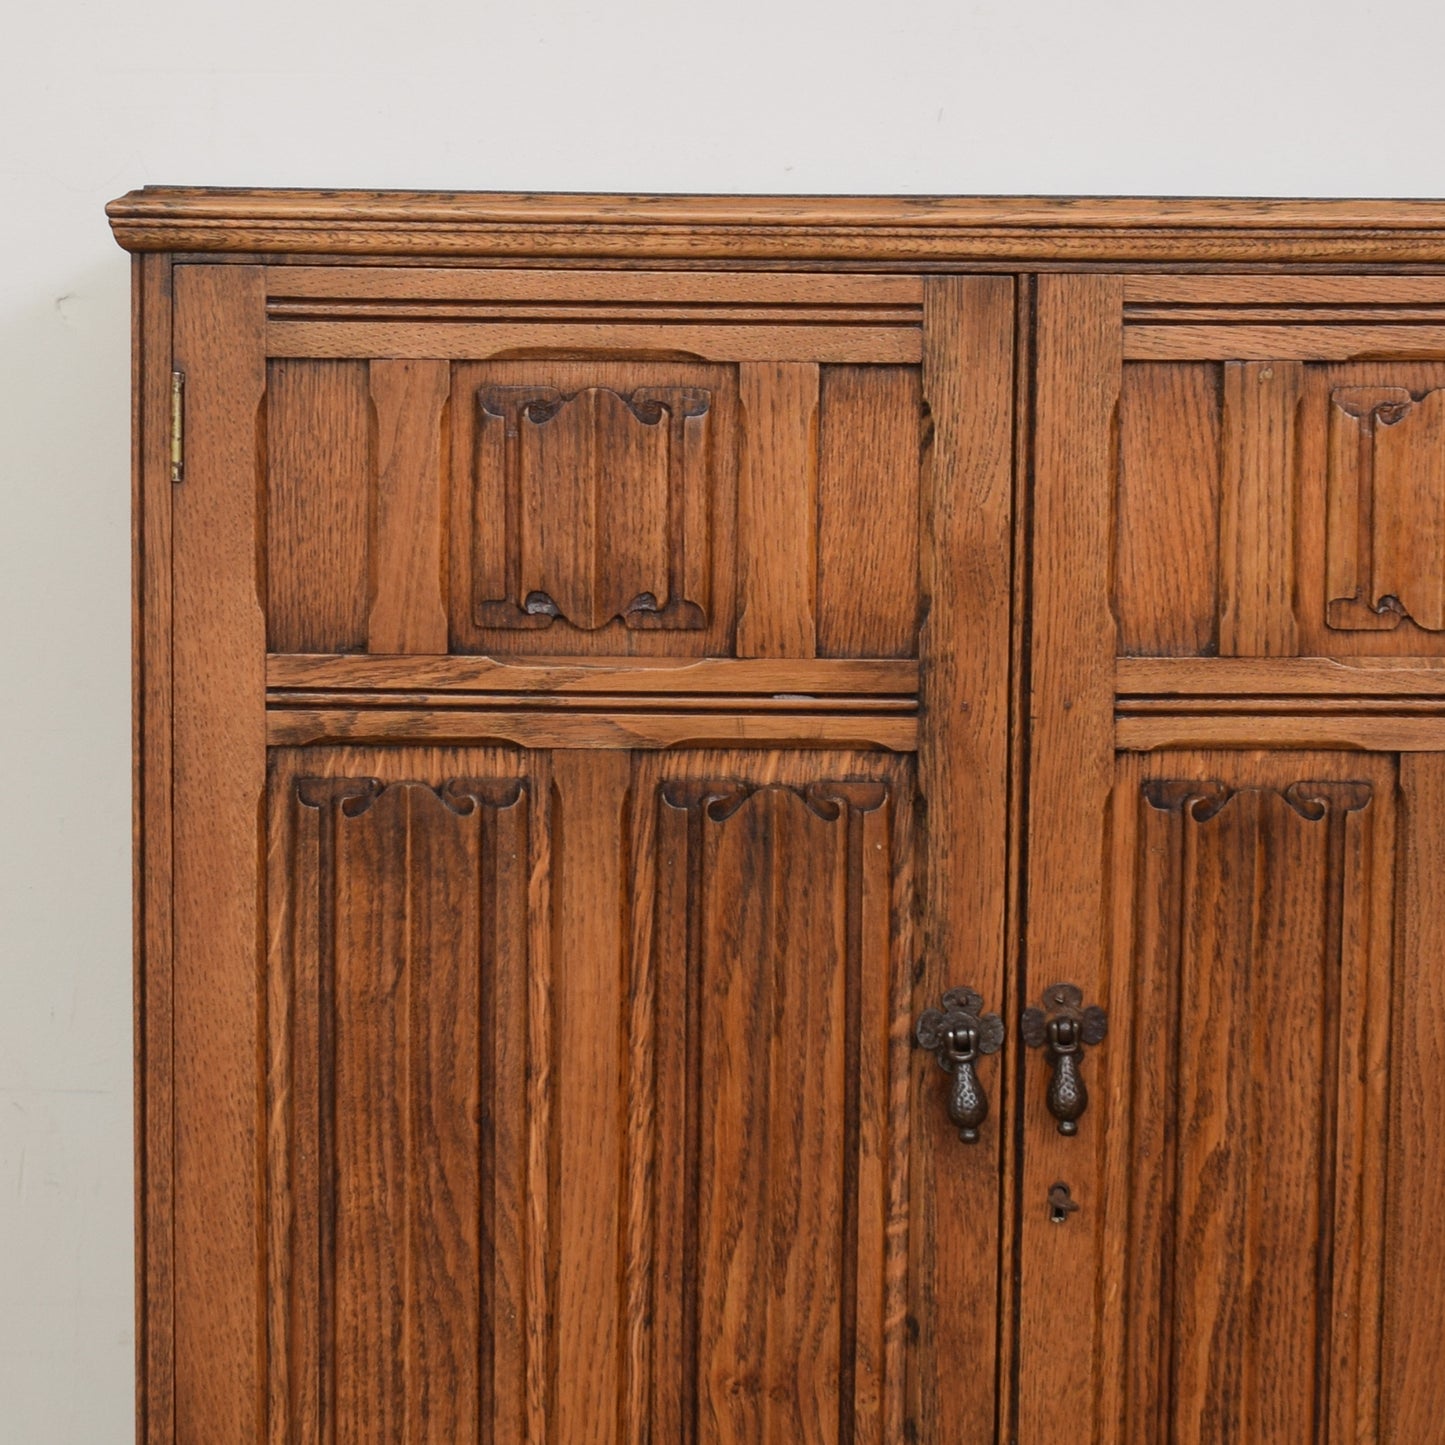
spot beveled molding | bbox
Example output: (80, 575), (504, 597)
(107, 188), (1445, 266)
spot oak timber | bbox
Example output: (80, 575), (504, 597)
(117, 190), (1445, 1445)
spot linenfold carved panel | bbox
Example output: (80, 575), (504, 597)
(268, 768), (535, 1441)
(1114, 357), (1445, 658)
(263, 351), (924, 661)
(1117, 759), (1395, 1440)
(472, 382), (713, 630)
(268, 749), (916, 1443)
(1327, 386), (1445, 631)
(633, 759), (914, 1441)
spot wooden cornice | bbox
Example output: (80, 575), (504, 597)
(107, 187), (1445, 268)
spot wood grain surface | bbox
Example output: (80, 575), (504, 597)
(127, 196), (1445, 1444)
(1103, 753), (1396, 1442)
(365, 360), (450, 654)
(911, 276), (1016, 1439)
(1017, 273), (1122, 1443)
(108, 188), (1445, 264)
(169, 264), (267, 1439)
(134, 250), (175, 1445)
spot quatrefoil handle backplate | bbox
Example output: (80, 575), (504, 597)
(1021, 983), (1108, 1136)
(915, 987), (1006, 1144)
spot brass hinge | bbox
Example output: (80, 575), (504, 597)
(170, 371), (185, 484)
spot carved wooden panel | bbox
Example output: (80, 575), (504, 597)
(1294, 362), (1445, 657)
(1108, 752), (1397, 1442)
(264, 348), (924, 662)
(266, 745), (915, 1445)
(448, 360), (739, 657)
(266, 752), (538, 1443)
(631, 751), (915, 1444)
(472, 382), (713, 630)
(449, 358), (922, 660)
(1326, 385), (1445, 631)
(1113, 350), (1445, 658)
(1385, 754), (1445, 1437)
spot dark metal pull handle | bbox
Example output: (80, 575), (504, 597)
(1022, 983), (1108, 1136)
(915, 988), (1005, 1143)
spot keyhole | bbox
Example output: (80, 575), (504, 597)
(1048, 1181), (1079, 1224)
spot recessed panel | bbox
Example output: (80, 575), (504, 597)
(1113, 348), (1445, 659)
(266, 745), (916, 1444)
(449, 360), (738, 656)
(1110, 750), (1396, 1441)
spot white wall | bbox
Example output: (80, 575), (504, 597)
(3, 1), (1444, 1436)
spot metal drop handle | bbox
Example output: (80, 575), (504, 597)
(1022, 983), (1107, 1136)
(915, 988), (1005, 1144)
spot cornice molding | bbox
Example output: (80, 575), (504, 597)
(107, 187), (1445, 267)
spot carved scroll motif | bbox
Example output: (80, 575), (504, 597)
(1141, 777), (1373, 823)
(1326, 386), (1445, 631)
(659, 777), (889, 821)
(473, 384), (713, 631)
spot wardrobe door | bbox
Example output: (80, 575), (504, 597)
(262, 744), (916, 1445)
(1019, 273), (1445, 1441)
(154, 264), (1017, 1441)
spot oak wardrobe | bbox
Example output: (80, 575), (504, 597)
(110, 189), (1445, 1443)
